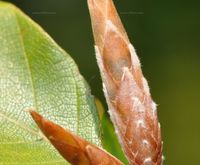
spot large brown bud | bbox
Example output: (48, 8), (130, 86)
(87, 0), (163, 164)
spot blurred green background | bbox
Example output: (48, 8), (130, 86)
(4, 0), (200, 164)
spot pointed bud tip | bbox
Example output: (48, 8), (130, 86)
(29, 109), (42, 123)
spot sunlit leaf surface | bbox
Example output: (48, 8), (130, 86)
(0, 2), (101, 164)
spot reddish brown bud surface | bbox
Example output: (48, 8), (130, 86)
(88, 0), (163, 164)
(30, 110), (123, 165)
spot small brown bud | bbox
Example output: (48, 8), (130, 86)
(30, 110), (123, 165)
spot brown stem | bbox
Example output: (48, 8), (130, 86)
(87, 0), (163, 164)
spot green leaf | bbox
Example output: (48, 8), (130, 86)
(95, 99), (128, 165)
(0, 1), (101, 164)
(101, 113), (129, 165)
